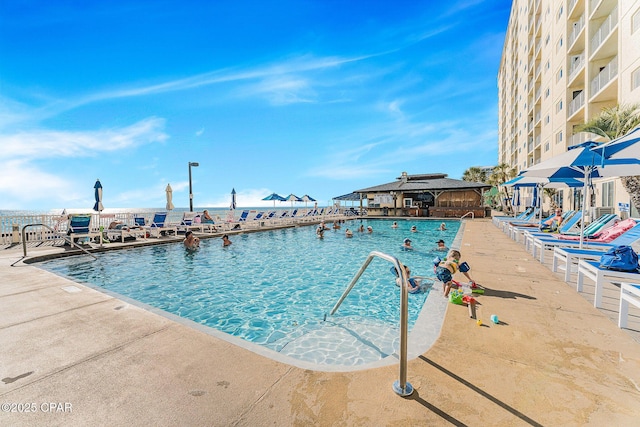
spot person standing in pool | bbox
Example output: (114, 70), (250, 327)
(402, 238), (413, 250)
(439, 222), (447, 231)
(435, 239), (448, 251)
(183, 231), (200, 250)
(222, 234), (232, 246)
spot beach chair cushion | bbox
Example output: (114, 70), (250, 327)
(557, 218), (636, 242)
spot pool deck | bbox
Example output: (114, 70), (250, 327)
(1, 218), (639, 426)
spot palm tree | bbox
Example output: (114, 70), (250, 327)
(461, 166), (487, 183)
(576, 103), (640, 211)
(487, 163), (517, 212)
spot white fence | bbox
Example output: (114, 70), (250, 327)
(0, 209), (352, 246)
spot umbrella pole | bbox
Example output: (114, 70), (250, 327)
(578, 170), (590, 249)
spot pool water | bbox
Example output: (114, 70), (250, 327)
(38, 219), (460, 367)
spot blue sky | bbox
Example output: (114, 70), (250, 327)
(0, 0), (512, 211)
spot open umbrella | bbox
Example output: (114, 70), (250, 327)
(592, 126), (640, 174)
(165, 184), (175, 211)
(262, 192), (286, 208)
(301, 194), (315, 209)
(285, 193), (302, 207)
(519, 141), (626, 247)
(502, 175), (583, 226)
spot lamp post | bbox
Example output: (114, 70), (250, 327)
(188, 162), (199, 212)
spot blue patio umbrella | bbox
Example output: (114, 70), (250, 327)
(301, 194), (316, 209)
(520, 141), (608, 247)
(93, 179), (104, 212)
(502, 175), (583, 226)
(285, 193), (302, 207)
(591, 126), (640, 175)
(262, 192), (286, 208)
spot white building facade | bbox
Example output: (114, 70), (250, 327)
(498, 0), (640, 217)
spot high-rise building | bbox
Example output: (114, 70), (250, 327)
(498, 0), (640, 217)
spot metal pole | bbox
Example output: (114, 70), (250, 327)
(329, 251), (413, 397)
(188, 161), (199, 212)
(189, 163), (193, 212)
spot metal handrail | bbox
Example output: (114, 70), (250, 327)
(11, 223), (97, 266)
(329, 250), (413, 397)
(460, 212), (475, 219)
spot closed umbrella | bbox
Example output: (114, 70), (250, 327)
(165, 184), (175, 211)
(230, 188), (237, 210)
(93, 179), (104, 212)
(93, 179), (104, 246)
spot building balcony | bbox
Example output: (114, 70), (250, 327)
(569, 131), (601, 146)
(568, 15), (585, 50)
(568, 91), (585, 118)
(590, 56), (618, 100)
(590, 6), (618, 56)
(568, 53), (585, 83)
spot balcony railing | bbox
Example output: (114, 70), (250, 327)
(591, 7), (618, 55)
(568, 53), (585, 80)
(568, 15), (585, 47)
(568, 0), (578, 13)
(569, 131), (600, 146)
(590, 56), (618, 96)
(569, 91), (585, 117)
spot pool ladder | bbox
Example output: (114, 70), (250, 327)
(10, 224), (97, 267)
(330, 250), (413, 397)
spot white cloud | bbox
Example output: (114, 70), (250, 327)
(0, 160), (80, 209)
(0, 117), (168, 161)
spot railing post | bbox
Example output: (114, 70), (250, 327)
(330, 250), (414, 397)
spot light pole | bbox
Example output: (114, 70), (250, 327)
(188, 162), (199, 212)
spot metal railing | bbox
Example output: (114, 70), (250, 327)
(590, 7), (618, 55)
(10, 224), (96, 267)
(329, 251), (413, 397)
(590, 56), (618, 96)
(460, 212), (475, 219)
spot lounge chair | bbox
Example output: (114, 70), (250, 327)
(520, 211), (582, 248)
(576, 259), (640, 308)
(65, 214), (100, 244)
(144, 212), (177, 238)
(177, 212), (204, 234)
(106, 218), (147, 243)
(619, 283), (640, 328)
(226, 210), (252, 230)
(509, 211), (568, 242)
(532, 219), (640, 263)
(555, 213), (617, 238)
(500, 208), (540, 233)
(492, 207), (533, 227)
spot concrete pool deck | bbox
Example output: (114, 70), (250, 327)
(1, 219), (639, 426)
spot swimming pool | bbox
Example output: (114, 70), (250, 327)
(37, 219), (461, 369)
